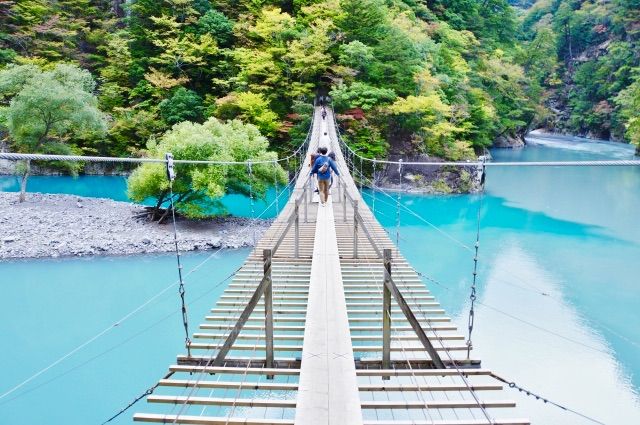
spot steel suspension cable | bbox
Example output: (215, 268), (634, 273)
(395, 159), (403, 254)
(165, 154), (193, 358)
(489, 373), (607, 424)
(466, 161), (486, 359)
(273, 162), (281, 215)
(371, 160), (377, 216)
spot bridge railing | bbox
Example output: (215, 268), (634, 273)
(209, 115), (317, 371)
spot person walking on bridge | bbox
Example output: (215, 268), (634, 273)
(310, 146), (339, 206)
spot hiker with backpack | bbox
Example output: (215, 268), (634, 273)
(310, 146), (339, 206)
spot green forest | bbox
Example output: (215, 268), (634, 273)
(0, 0), (638, 166)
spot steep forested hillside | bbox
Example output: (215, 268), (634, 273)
(0, 0), (637, 162)
(517, 0), (640, 150)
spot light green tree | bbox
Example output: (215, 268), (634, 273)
(127, 117), (286, 221)
(615, 76), (640, 154)
(0, 64), (107, 202)
(214, 92), (280, 137)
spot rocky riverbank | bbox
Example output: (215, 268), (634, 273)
(0, 192), (270, 259)
(375, 155), (485, 194)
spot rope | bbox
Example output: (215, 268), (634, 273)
(0, 152), (298, 165)
(395, 159), (403, 253)
(466, 160), (486, 358)
(247, 162), (256, 246)
(273, 162), (281, 215)
(168, 196), (192, 357)
(490, 373), (607, 425)
(371, 160), (377, 216)
(101, 371), (175, 424)
(332, 143), (640, 167)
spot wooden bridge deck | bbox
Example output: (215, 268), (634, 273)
(133, 108), (529, 425)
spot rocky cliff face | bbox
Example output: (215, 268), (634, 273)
(374, 154), (485, 194)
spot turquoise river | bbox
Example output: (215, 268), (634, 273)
(1, 135), (639, 424)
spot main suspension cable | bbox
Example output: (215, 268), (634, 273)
(466, 159), (486, 358)
(166, 154), (192, 358)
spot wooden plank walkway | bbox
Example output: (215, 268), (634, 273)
(133, 107), (529, 425)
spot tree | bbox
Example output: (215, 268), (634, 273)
(194, 9), (234, 47)
(338, 41), (375, 74)
(330, 82), (396, 111)
(616, 76), (640, 154)
(127, 117), (286, 221)
(214, 91), (280, 137)
(0, 64), (107, 202)
(159, 87), (206, 125)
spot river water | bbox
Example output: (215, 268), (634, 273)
(0, 135), (638, 424)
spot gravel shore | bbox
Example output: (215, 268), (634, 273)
(0, 192), (270, 259)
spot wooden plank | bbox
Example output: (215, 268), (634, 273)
(134, 414), (294, 425)
(352, 345), (468, 352)
(205, 316), (305, 323)
(199, 324), (305, 331)
(350, 335), (464, 341)
(358, 383), (502, 391)
(147, 395), (296, 408)
(363, 420), (530, 425)
(360, 400), (516, 409)
(194, 333), (304, 341)
(356, 369), (491, 377)
(158, 379), (298, 390)
(169, 365), (300, 375)
(351, 325), (456, 332)
(189, 343), (302, 351)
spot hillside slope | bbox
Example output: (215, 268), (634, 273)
(516, 0), (639, 152)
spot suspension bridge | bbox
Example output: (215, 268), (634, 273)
(126, 106), (530, 425)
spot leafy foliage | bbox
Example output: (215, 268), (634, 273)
(1, 0), (636, 181)
(519, 0), (640, 141)
(127, 118), (286, 218)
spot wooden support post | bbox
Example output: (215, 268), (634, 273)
(304, 186), (308, 223)
(212, 272), (271, 367)
(382, 249), (392, 377)
(353, 200), (359, 259)
(294, 204), (300, 258)
(343, 189), (347, 222)
(264, 249), (274, 378)
(384, 275), (446, 369)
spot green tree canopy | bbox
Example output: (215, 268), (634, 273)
(127, 117), (286, 220)
(159, 87), (206, 125)
(0, 63), (107, 201)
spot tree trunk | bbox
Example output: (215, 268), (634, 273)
(19, 159), (31, 203)
(151, 190), (167, 221)
(113, 0), (125, 18)
(157, 207), (172, 225)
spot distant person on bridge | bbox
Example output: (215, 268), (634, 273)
(310, 146), (339, 206)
